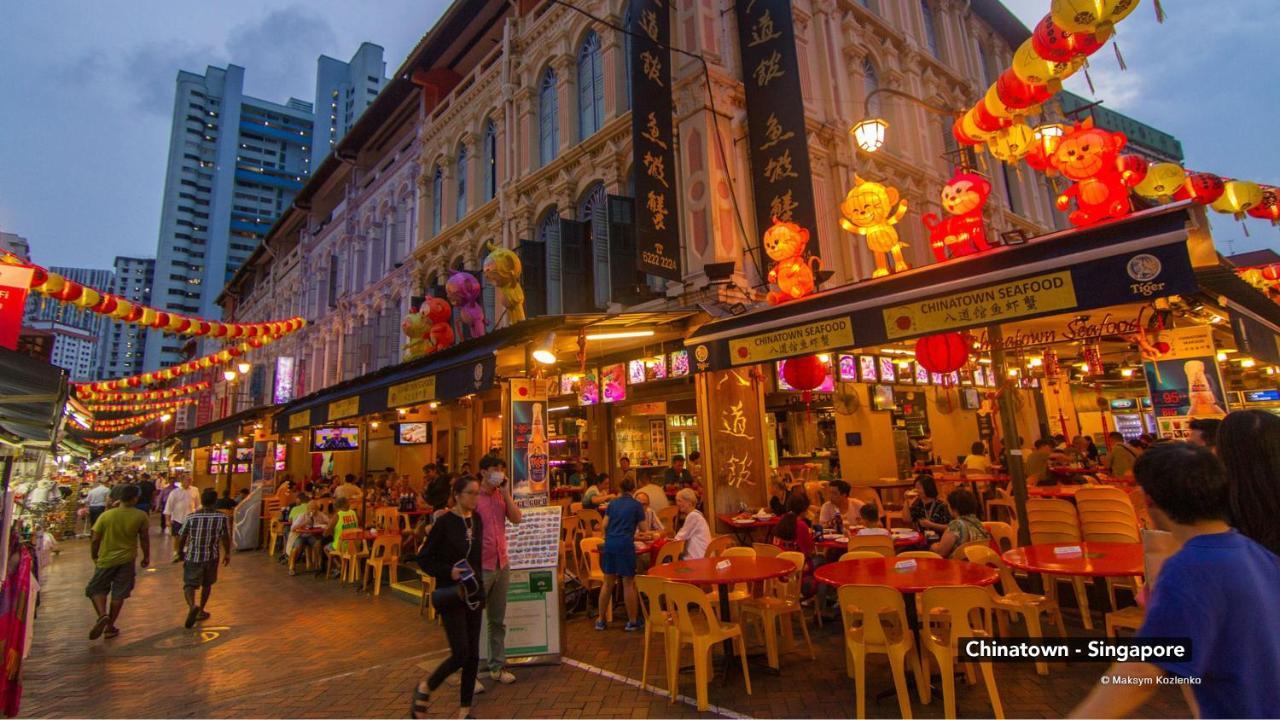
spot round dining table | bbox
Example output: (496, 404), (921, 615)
(814, 556), (998, 594)
(1002, 542), (1143, 577)
(1027, 484), (1083, 499)
(816, 529), (923, 551)
(717, 513), (781, 544)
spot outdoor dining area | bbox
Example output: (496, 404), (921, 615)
(561, 474), (1158, 718)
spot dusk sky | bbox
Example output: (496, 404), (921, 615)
(1, 0), (1276, 270)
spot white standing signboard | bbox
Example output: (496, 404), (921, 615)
(480, 505), (561, 664)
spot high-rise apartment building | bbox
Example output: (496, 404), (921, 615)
(24, 266), (113, 381)
(312, 43), (387, 164)
(0, 231), (30, 261)
(144, 64), (313, 372)
(97, 256), (155, 380)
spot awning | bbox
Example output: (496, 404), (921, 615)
(0, 348), (69, 445)
(179, 405), (280, 452)
(685, 204), (1201, 372)
(1199, 263), (1280, 365)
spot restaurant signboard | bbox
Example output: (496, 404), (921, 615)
(629, 0), (682, 280)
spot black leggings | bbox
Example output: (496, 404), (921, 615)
(427, 604), (483, 706)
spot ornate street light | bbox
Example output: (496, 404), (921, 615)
(223, 369), (237, 382)
(851, 87), (964, 154)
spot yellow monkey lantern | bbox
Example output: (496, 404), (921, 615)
(839, 175), (909, 279)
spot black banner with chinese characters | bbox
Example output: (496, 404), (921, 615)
(734, 0), (819, 257)
(629, 0), (682, 281)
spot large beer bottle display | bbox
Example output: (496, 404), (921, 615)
(528, 402), (549, 493)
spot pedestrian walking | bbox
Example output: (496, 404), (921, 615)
(85, 484), (149, 640)
(176, 489), (231, 628)
(164, 477), (199, 562)
(409, 475), (485, 719)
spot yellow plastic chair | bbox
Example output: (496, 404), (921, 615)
(373, 506), (400, 531)
(654, 540), (684, 566)
(982, 521), (1017, 552)
(569, 501), (583, 514)
(664, 580), (753, 712)
(1105, 606), (1145, 637)
(1027, 498), (1093, 630)
(752, 542), (782, 558)
(738, 550), (813, 671)
(577, 509), (604, 537)
(919, 586), (1005, 719)
(897, 550), (942, 560)
(417, 569), (437, 621)
(579, 536), (611, 621)
(848, 534), (895, 557)
(985, 487), (1018, 528)
(721, 546), (756, 559)
(266, 518), (284, 556)
(717, 546), (756, 613)
(840, 550), (885, 562)
(326, 535), (362, 584)
(837, 584), (928, 719)
(963, 545), (1065, 675)
(635, 574), (678, 700)
(705, 534), (737, 558)
(361, 535), (402, 596)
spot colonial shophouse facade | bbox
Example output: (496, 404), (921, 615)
(212, 0), (1063, 421)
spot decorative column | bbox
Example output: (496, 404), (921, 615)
(696, 368), (769, 532)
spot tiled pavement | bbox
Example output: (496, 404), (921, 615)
(23, 519), (1192, 718)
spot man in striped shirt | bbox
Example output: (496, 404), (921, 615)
(177, 488), (231, 629)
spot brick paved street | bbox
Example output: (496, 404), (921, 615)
(22, 519), (1192, 718)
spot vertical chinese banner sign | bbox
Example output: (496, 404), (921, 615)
(1143, 326), (1229, 440)
(734, 0), (820, 257)
(507, 378), (549, 508)
(629, 0), (682, 281)
(0, 265), (33, 350)
(699, 369), (768, 531)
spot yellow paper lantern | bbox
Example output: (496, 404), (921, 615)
(74, 288), (101, 308)
(962, 109), (997, 143)
(987, 123), (1037, 163)
(1134, 162), (1187, 202)
(983, 84), (1012, 119)
(1052, 0), (1139, 38)
(140, 308), (157, 326)
(217, 351), (232, 362)
(1012, 40), (1056, 87)
(1211, 180), (1264, 219)
(109, 300), (133, 319)
(40, 274), (65, 295)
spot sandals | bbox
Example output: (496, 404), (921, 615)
(103, 627), (120, 639)
(89, 614), (110, 640)
(409, 680), (431, 718)
(185, 606), (201, 629)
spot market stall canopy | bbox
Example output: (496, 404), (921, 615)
(0, 348), (69, 445)
(684, 204), (1203, 372)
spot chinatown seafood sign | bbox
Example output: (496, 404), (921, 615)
(971, 313), (1140, 352)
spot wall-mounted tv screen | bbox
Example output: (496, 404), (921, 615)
(312, 426), (359, 451)
(871, 384), (895, 411)
(395, 422), (431, 445)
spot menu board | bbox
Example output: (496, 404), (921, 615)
(506, 505), (562, 570)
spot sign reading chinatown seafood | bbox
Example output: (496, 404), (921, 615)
(970, 313), (1141, 352)
(387, 376), (437, 408)
(0, 265), (33, 350)
(883, 271), (1077, 339)
(629, 0), (682, 281)
(734, 0), (819, 256)
(727, 318), (853, 366)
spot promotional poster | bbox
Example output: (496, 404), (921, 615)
(1143, 326), (1229, 439)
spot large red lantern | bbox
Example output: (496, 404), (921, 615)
(996, 70), (1052, 111)
(915, 332), (970, 375)
(1247, 188), (1280, 225)
(781, 355), (828, 404)
(1174, 172), (1225, 205)
(1031, 13), (1109, 62)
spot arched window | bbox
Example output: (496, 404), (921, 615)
(536, 208), (561, 314)
(621, 3), (633, 111)
(921, 1), (941, 59)
(431, 165), (443, 236)
(482, 119), (498, 202)
(578, 32), (604, 140)
(456, 144), (468, 221)
(863, 60), (882, 117)
(539, 67), (559, 166)
(578, 182), (609, 310)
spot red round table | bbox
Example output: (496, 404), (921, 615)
(717, 514), (780, 544)
(291, 525), (324, 535)
(814, 557), (998, 593)
(1027, 485), (1082, 499)
(342, 528), (402, 542)
(1002, 542), (1143, 577)
(649, 556), (794, 678)
(816, 529), (923, 551)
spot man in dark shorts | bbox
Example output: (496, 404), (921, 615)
(86, 484), (150, 640)
(176, 489), (231, 629)
(595, 477), (645, 632)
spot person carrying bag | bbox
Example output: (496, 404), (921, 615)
(409, 475), (486, 719)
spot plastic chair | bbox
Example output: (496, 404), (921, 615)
(1105, 606), (1145, 637)
(919, 586), (1005, 719)
(705, 534), (737, 558)
(982, 521), (1017, 552)
(657, 506), (679, 537)
(1027, 498), (1093, 630)
(897, 550), (942, 560)
(963, 545), (1065, 675)
(739, 550), (813, 671)
(569, 501), (583, 514)
(373, 507), (400, 531)
(664, 580), (753, 712)
(635, 574), (678, 699)
(580, 536), (611, 621)
(654, 540), (684, 566)
(848, 534), (895, 557)
(361, 535), (402, 595)
(839, 550), (885, 562)
(753, 542), (782, 558)
(717, 546), (756, 613)
(577, 509), (604, 537)
(326, 535), (361, 583)
(721, 546), (756, 559)
(417, 568), (437, 620)
(266, 518), (284, 556)
(837, 584), (929, 719)
(984, 487), (1018, 526)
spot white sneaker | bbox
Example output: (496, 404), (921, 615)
(490, 669), (516, 684)
(446, 675), (485, 693)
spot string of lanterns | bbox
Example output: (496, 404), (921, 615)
(81, 410), (170, 432)
(0, 254), (305, 341)
(75, 332), (281, 393)
(73, 381), (210, 403)
(82, 397), (196, 413)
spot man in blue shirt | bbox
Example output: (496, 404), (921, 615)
(595, 477), (645, 632)
(1071, 443), (1280, 719)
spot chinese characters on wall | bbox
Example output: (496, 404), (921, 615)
(704, 369), (768, 519)
(734, 0), (820, 257)
(629, 0), (682, 281)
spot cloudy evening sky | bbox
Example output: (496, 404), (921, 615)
(1, 0), (1276, 270)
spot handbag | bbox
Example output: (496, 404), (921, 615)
(431, 561), (483, 612)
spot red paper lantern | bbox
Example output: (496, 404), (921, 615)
(782, 355), (828, 404)
(915, 332), (970, 374)
(29, 267), (47, 288)
(1117, 155), (1148, 186)
(1247, 188), (1280, 225)
(971, 101), (1011, 134)
(1031, 13), (1108, 62)
(953, 116), (981, 147)
(996, 70), (1052, 110)
(1173, 172), (1225, 205)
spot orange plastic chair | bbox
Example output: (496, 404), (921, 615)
(705, 534), (737, 558)
(580, 536), (611, 621)
(837, 584), (929, 719)
(654, 540), (684, 566)
(848, 534), (895, 557)
(963, 544), (1066, 675)
(919, 586), (1005, 719)
(361, 535), (402, 595)
(738, 550), (813, 671)
(635, 574), (678, 700)
(664, 580), (753, 712)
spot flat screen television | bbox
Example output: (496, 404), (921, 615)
(960, 387), (982, 410)
(395, 421), (431, 445)
(312, 426), (359, 451)
(877, 357), (896, 383)
(274, 445), (287, 472)
(871, 384), (895, 411)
